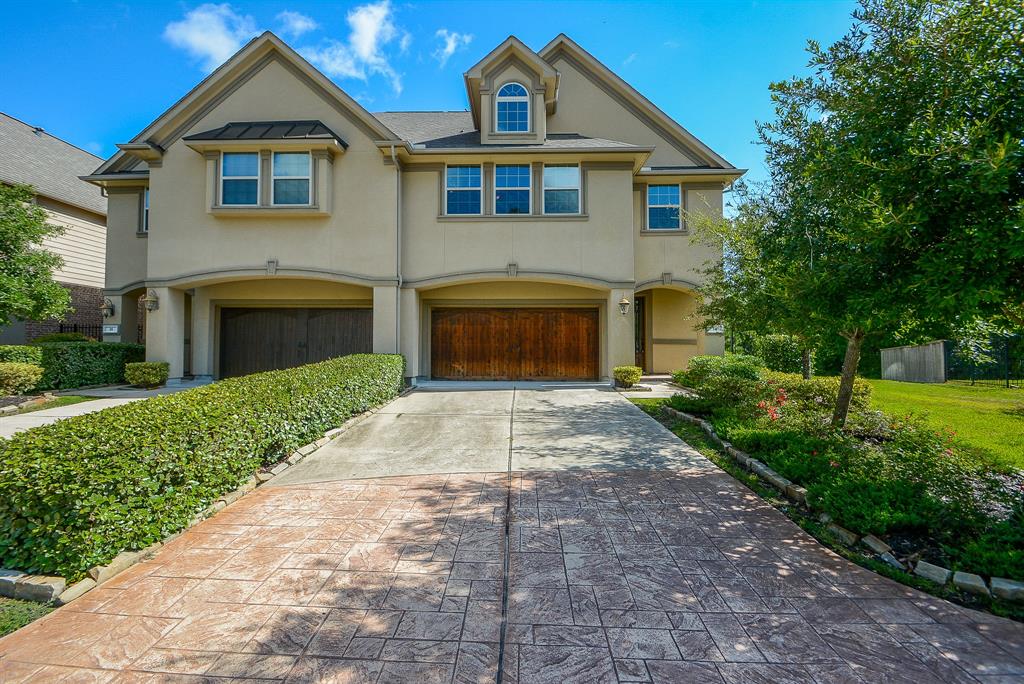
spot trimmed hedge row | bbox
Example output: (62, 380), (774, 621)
(0, 353), (405, 579)
(36, 342), (145, 389)
(0, 346), (43, 365)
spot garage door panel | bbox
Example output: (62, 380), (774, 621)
(431, 307), (598, 381)
(220, 307), (372, 378)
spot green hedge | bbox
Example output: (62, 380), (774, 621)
(0, 346), (42, 365)
(0, 353), (404, 579)
(35, 342), (145, 389)
(124, 362), (169, 388)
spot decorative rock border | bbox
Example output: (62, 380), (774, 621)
(0, 393), (56, 415)
(659, 404), (1024, 605)
(0, 395), (400, 606)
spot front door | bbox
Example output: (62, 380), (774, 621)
(634, 295), (647, 371)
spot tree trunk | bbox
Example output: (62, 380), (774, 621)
(801, 348), (812, 380)
(831, 329), (864, 428)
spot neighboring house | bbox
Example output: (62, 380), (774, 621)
(85, 33), (742, 382)
(0, 113), (107, 343)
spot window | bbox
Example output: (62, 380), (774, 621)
(647, 184), (682, 229)
(543, 164), (580, 214)
(141, 188), (149, 232)
(221, 152), (259, 205)
(445, 165), (482, 215)
(272, 152), (311, 205)
(495, 164), (531, 214)
(495, 82), (529, 133)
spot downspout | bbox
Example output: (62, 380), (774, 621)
(391, 144), (402, 359)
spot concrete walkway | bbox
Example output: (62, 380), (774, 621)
(1, 388), (1022, 682)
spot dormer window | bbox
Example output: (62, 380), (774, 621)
(495, 82), (529, 133)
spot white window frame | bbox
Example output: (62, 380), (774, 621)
(542, 164), (581, 215)
(271, 151), (312, 207)
(141, 188), (149, 232)
(495, 82), (530, 133)
(647, 183), (683, 230)
(443, 164), (483, 216)
(220, 151), (260, 207)
(494, 163), (532, 215)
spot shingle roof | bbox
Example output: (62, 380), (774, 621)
(371, 111), (639, 150)
(0, 112), (106, 215)
(183, 120), (346, 147)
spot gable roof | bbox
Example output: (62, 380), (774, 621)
(373, 111), (475, 145)
(0, 112), (106, 215)
(539, 34), (736, 170)
(90, 32), (399, 177)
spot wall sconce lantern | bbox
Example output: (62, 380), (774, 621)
(618, 297), (631, 316)
(99, 297), (115, 318)
(142, 289), (160, 312)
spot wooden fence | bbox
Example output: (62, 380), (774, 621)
(881, 341), (947, 383)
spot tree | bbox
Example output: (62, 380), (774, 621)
(0, 184), (71, 326)
(751, 0), (1023, 426)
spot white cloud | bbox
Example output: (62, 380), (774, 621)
(276, 10), (318, 39)
(623, 52), (638, 66)
(164, 3), (258, 72)
(432, 29), (472, 67)
(301, 0), (404, 94)
(663, 40), (680, 49)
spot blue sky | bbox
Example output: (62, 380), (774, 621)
(2, 1), (856, 184)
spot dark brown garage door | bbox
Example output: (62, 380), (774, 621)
(431, 308), (599, 381)
(220, 307), (372, 378)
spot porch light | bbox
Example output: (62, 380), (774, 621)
(142, 289), (160, 312)
(618, 297), (631, 316)
(100, 297), (115, 318)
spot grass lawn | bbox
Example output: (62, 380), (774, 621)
(13, 395), (94, 415)
(0, 597), (53, 637)
(866, 379), (1024, 470)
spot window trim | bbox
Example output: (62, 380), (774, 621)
(646, 183), (683, 230)
(494, 81), (530, 134)
(141, 188), (150, 233)
(220, 151), (260, 207)
(443, 164), (483, 216)
(494, 163), (532, 216)
(542, 163), (581, 216)
(270, 151), (312, 207)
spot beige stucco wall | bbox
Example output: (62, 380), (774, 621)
(37, 197), (106, 289)
(141, 57), (397, 290)
(646, 287), (707, 374)
(104, 189), (148, 291)
(633, 184), (723, 290)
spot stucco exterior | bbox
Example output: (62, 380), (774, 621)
(86, 32), (741, 381)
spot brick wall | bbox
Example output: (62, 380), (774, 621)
(24, 282), (104, 341)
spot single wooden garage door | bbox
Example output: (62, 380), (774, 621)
(220, 307), (371, 378)
(431, 308), (599, 381)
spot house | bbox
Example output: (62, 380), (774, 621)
(84, 33), (742, 383)
(0, 113), (107, 343)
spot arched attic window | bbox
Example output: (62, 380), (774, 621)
(495, 82), (530, 132)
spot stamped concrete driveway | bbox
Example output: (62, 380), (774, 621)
(1, 388), (1023, 683)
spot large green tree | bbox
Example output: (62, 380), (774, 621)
(744, 0), (1023, 426)
(0, 184), (71, 325)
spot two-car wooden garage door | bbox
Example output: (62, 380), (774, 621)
(431, 308), (599, 381)
(220, 307), (372, 378)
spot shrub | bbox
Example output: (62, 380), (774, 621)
(667, 395), (719, 416)
(763, 372), (872, 413)
(124, 362), (169, 388)
(0, 363), (43, 396)
(0, 354), (404, 579)
(755, 334), (809, 374)
(36, 342), (145, 389)
(613, 366), (642, 388)
(0, 346), (43, 365)
(673, 354), (763, 387)
(29, 332), (94, 344)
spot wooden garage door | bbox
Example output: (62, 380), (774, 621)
(220, 307), (372, 378)
(431, 308), (599, 381)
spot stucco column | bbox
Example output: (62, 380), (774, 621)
(607, 288), (635, 379)
(190, 287), (213, 380)
(372, 286), (399, 354)
(399, 288), (420, 379)
(102, 293), (139, 344)
(145, 287), (186, 381)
